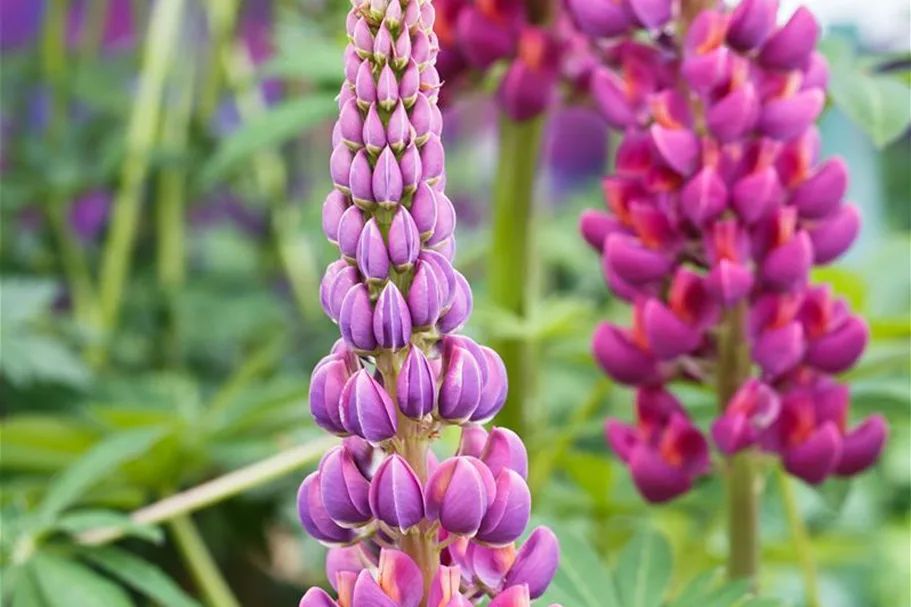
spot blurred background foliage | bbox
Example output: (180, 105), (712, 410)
(0, 0), (908, 606)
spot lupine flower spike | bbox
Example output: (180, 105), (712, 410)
(570, 0), (887, 502)
(301, 1), (561, 603)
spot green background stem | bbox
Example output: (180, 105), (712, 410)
(95, 0), (186, 365)
(169, 515), (241, 607)
(778, 467), (821, 607)
(487, 115), (544, 439)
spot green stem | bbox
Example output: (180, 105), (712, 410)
(487, 115), (544, 439)
(197, 0), (238, 124)
(718, 303), (760, 585)
(168, 515), (241, 607)
(778, 467), (821, 607)
(77, 437), (337, 546)
(80, 0), (111, 60)
(155, 55), (196, 366)
(95, 0), (186, 365)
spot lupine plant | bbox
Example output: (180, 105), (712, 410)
(298, 0), (560, 604)
(570, 0), (889, 585)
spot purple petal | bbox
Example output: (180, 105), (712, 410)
(835, 415), (888, 476)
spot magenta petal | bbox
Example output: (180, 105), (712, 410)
(783, 422), (842, 485)
(758, 7), (819, 70)
(352, 570), (399, 607)
(376, 550), (424, 607)
(706, 85), (759, 143)
(706, 260), (755, 307)
(759, 89), (825, 141)
(806, 315), (868, 374)
(579, 208), (623, 252)
(711, 414), (752, 455)
(650, 125), (699, 176)
(761, 231), (812, 292)
(791, 157), (848, 219)
(427, 566), (463, 607)
(592, 322), (660, 385)
(489, 585), (532, 607)
(642, 299), (702, 360)
(326, 547), (368, 592)
(753, 321), (806, 377)
(732, 167), (782, 224)
(727, 0), (777, 51)
(807, 204), (860, 265)
(605, 233), (674, 286)
(681, 167), (727, 227)
(300, 587), (339, 607)
(627, 0), (672, 28)
(605, 420), (639, 462)
(566, 0), (634, 37)
(458, 426), (490, 459)
(503, 526), (560, 599)
(835, 415), (888, 476)
(628, 444), (692, 503)
(590, 67), (637, 128)
(455, 7), (515, 70)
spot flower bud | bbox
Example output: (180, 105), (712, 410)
(410, 93), (433, 144)
(712, 379), (781, 455)
(331, 144), (354, 193)
(642, 298), (702, 360)
(680, 167), (727, 227)
(399, 143), (423, 195)
(388, 207), (421, 269)
(340, 369), (398, 442)
(338, 99), (364, 149)
(393, 27), (412, 70)
(355, 60), (376, 109)
(727, 0), (776, 51)
(357, 218), (390, 282)
(373, 146), (404, 208)
(363, 104), (387, 155)
(476, 469), (531, 546)
(759, 89), (825, 141)
(438, 344), (482, 422)
(339, 283), (377, 352)
(297, 472), (356, 545)
(337, 205), (366, 261)
(407, 260), (443, 328)
(369, 455), (425, 531)
(352, 17), (374, 58)
(374, 282), (412, 350)
(350, 149), (376, 209)
(471, 347), (509, 422)
(300, 587), (338, 607)
(481, 427), (529, 479)
(439, 272), (473, 334)
(425, 456), (496, 536)
(502, 526), (560, 599)
(458, 425), (490, 458)
(397, 346), (437, 419)
(309, 357), (349, 435)
(323, 190), (348, 244)
(592, 322), (660, 386)
(377, 64), (398, 110)
(319, 445), (373, 526)
(421, 134), (446, 185)
(421, 249), (457, 309)
(400, 59), (421, 106)
(373, 23), (393, 64)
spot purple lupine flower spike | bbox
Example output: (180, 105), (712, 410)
(571, 0), (886, 501)
(300, 1), (559, 603)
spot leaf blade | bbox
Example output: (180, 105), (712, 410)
(80, 546), (203, 607)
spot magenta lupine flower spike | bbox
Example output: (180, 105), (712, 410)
(301, 1), (560, 602)
(571, 0), (887, 502)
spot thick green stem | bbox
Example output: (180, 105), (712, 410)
(778, 467), (821, 607)
(487, 115), (544, 438)
(95, 0), (185, 365)
(169, 515), (241, 607)
(718, 303), (759, 585)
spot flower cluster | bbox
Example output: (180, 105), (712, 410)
(432, 0), (594, 120)
(300, 0), (560, 603)
(570, 0), (887, 502)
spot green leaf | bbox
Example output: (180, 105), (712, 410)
(670, 570), (753, 607)
(55, 510), (163, 544)
(199, 95), (336, 186)
(261, 22), (345, 84)
(829, 65), (911, 148)
(538, 523), (621, 607)
(80, 546), (203, 607)
(31, 554), (132, 607)
(36, 427), (164, 524)
(0, 415), (99, 472)
(614, 528), (673, 607)
(11, 564), (46, 607)
(740, 599), (784, 607)
(562, 451), (613, 508)
(0, 332), (92, 387)
(0, 279), (57, 325)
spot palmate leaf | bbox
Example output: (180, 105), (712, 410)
(80, 546), (203, 607)
(614, 528), (673, 607)
(0, 279), (58, 326)
(1, 331), (92, 388)
(537, 523), (621, 607)
(669, 569), (753, 607)
(30, 554), (132, 607)
(36, 427), (164, 525)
